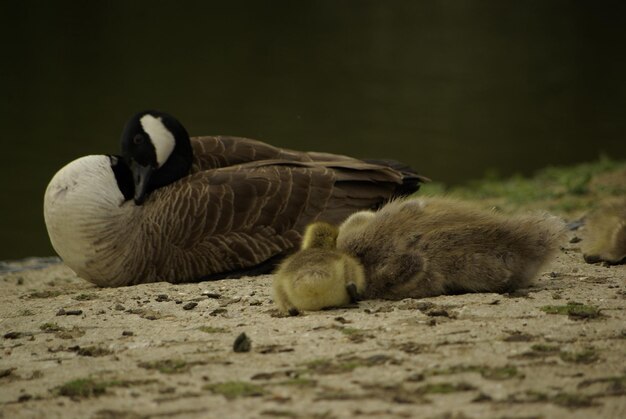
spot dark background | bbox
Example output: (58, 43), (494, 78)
(1, 1), (625, 259)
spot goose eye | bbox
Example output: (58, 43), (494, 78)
(133, 135), (143, 145)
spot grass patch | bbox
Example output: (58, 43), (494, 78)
(560, 348), (599, 364)
(73, 293), (97, 301)
(430, 365), (519, 380)
(55, 378), (157, 399)
(552, 392), (598, 408)
(276, 378), (317, 387)
(540, 302), (601, 319)
(423, 157), (626, 215)
(198, 326), (227, 334)
(530, 344), (561, 354)
(304, 358), (361, 374)
(204, 381), (266, 399)
(138, 359), (193, 374)
(55, 378), (108, 399)
(75, 346), (113, 357)
(303, 355), (393, 375)
(417, 382), (475, 394)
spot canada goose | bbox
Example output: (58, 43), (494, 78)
(272, 222), (366, 315)
(44, 111), (426, 286)
(336, 197), (566, 299)
(582, 199), (626, 264)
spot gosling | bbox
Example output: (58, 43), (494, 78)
(337, 197), (566, 299)
(582, 199), (626, 264)
(273, 222), (366, 315)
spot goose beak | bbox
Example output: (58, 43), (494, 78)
(131, 161), (154, 205)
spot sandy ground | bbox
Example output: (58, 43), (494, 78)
(1, 227), (625, 419)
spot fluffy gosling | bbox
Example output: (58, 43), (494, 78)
(273, 222), (366, 315)
(337, 197), (566, 299)
(582, 199), (626, 264)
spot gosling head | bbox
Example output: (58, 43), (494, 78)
(301, 222), (339, 251)
(120, 110), (193, 205)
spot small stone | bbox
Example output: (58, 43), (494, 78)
(114, 304), (125, 311)
(175, 300), (183, 304)
(4, 331), (22, 339)
(183, 302), (198, 310)
(202, 291), (221, 299)
(569, 236), (582, 244)
(233, 332), (251, 353)
(406, 373), (424, 382)
(334, 317), (351, 324)
(122, 330), (134, 336)
(426, 308), (449, 317)
(17, 394), (32, 402)
(155, 294), (169, 302)
(56, 309), (83, 316)
(549, 271), (559, 279)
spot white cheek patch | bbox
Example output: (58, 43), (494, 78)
(140, 114), (175, 167)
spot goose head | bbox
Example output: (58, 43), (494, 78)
(120, 110), (193, 205)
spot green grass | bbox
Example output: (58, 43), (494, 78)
(560, 348), (599, 364)
(417, 382), (475, 394)
(138, 359), (191, 374)
(540, 302), (601, 319)
(198, 326), (228, 333)
(55, 378), (157, 399)
(73, 293), (97, 301)
(419, 157), (626, 215)
(55, 379), (108, 399)
(430, 364), (519, 380)
(204, 381), (266, 399)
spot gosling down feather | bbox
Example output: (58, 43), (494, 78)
(582, 199), (626, 265)
(273, 222), (366, 315)
(43, 111), (426, 286)
(337, 197), (566, 299)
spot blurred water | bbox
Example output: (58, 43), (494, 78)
(1, 1), (625, 259)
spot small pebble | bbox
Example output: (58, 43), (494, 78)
(122, 331), (134, 336)
(233, 332), (251, 353)
(17, 394), (32, 402)
(114, 304), (125, 311)
(155, 294), (169, 302)
(201, 291), (221, 299)
(56, 309), (83, 316)
(183, 302), (198, 310)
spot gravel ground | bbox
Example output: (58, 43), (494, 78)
(1, 224), (625, 419)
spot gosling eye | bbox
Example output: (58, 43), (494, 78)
(133, 134), (144, 145)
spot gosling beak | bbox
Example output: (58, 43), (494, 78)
(346, 283), (359, 303)
(131, 161), (154, 205)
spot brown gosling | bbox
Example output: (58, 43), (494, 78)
(582, 199), (626, 264)
(273, 222), (366, 315)
(337, 197), (566, 300)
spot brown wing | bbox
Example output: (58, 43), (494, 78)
(134, 160), (406, 283)
(189, 136), (358, 171)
